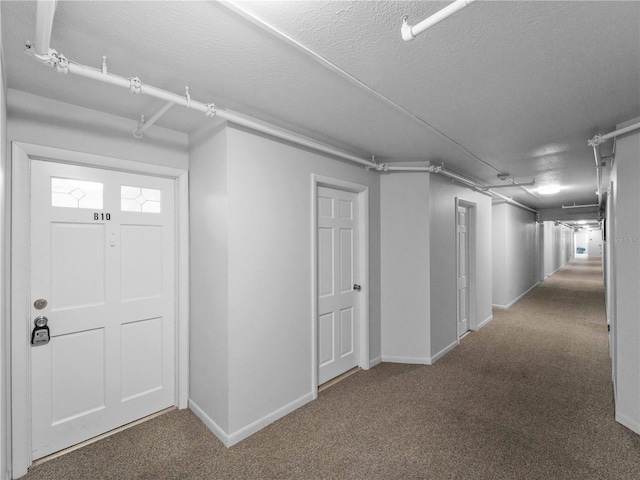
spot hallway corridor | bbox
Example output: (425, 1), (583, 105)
(22, 258), (640, 480)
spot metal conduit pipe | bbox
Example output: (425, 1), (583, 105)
(34, 0), (57, 55)
(27, 45), (378, 169)
(439, 168), (484, 190)
(588, 122), (640, 209)
(402, 0), (477, 41)
(482, 180), (536, 190)
(590, 144), (603, 209)
(133, 101), (174, 139)
(28, 25), (542, 213)
(30, 0), (378, 168)
(490, 190), (538, 214)
(598, 121), (640, 143)
(384, 166), (434, 172)
(562, 203), (599, 209)
(386, 165), (537, 208)
(596, 160), (603, 209)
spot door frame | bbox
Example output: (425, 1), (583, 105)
(455, 198), (477, 340)
(311, 175), (369, 399)
(9, 142), (189, 478)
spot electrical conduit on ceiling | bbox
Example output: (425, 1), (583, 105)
(218, 1), (506, 176)
(401, 0), (478, 41)
(588, 121), (640, 209)
(383, 164), (537, 213)
(218, 1), (542, 207)
(28, 0), (538, 214)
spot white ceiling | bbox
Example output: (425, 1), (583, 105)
(3, 1), (639, 210)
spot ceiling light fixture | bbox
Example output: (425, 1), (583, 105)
(538, 186), (560, 195)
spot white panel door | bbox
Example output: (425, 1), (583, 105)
(30, 160), (175, 459)
(317, 186), (359, 385)
(457, 205), (470, 337)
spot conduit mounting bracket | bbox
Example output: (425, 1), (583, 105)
(588, 134), (606, 148)
(25, 41), (68, 74)
(185, 86), (191, 108)
(205, 102), (217, 117)
(366, 162), (388, 172)
(132, 114), (145, 139)
(401, 16), (416, 41)
(128, 77), (143, 94)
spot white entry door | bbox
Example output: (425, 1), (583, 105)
(317, 186), (359, 385)
(29, 160), (175, 459)
(457, 205), (470, 337)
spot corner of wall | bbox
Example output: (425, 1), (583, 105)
(429, 175), (493, 358)
(380, 173), (431, 361)
(187, 123), (230, 434)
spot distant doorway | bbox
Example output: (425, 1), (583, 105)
(456, 199), (477, 339)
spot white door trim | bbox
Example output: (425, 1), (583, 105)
(455, 198), (477, 339)
(311, 175), (369, 399)
(9, 142), (189, 478)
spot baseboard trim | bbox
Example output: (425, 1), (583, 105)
(381, 355), (431, 365)
(493, 282), (541, 310)
(430, 339), (458, 364)
(475, 315), (493, 330)
(227, 392), (314, 447)
(369, 356), (383, 368)
(545, 260), (569, 279)
(189, 399), (230, 447)
(191, 391), (316, 448)
(615, 411), (640, 435)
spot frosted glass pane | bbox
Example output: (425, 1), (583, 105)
(51, 178), (103, 209)
(121, 186), (161, 213)
(141, 188), (161, 202)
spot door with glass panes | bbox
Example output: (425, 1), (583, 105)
(29, 160), (175, 459)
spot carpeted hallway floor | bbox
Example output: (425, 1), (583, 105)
(22, 258), (640, 479)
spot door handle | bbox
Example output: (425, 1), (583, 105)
(353, 284), (362, 291)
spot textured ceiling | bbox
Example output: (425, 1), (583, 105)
(2, 1), (639, 210)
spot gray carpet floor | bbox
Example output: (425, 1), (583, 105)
(23, 258), (640, 479)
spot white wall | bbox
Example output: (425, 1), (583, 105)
(0, 11), (8, 479)
(492, 202), (539, 308)
(543, 221), (572, 277)
(492, 203), (508, 307)
(429, 174), (492, 357)
(7, 90), (188, 170)
(607, 124), (640, 434)
(188, 122), (230, 433)
(380, 172), (492, 364)
(189, 124), (381, 443)
(381, 172), (431, 363)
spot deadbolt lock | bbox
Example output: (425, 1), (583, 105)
(34, 298), (48, 310)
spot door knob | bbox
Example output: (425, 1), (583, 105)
(31, 316), (50, 346)
(353, 284), (362, 291)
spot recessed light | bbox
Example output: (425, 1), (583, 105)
(538, 185), (560, 195)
